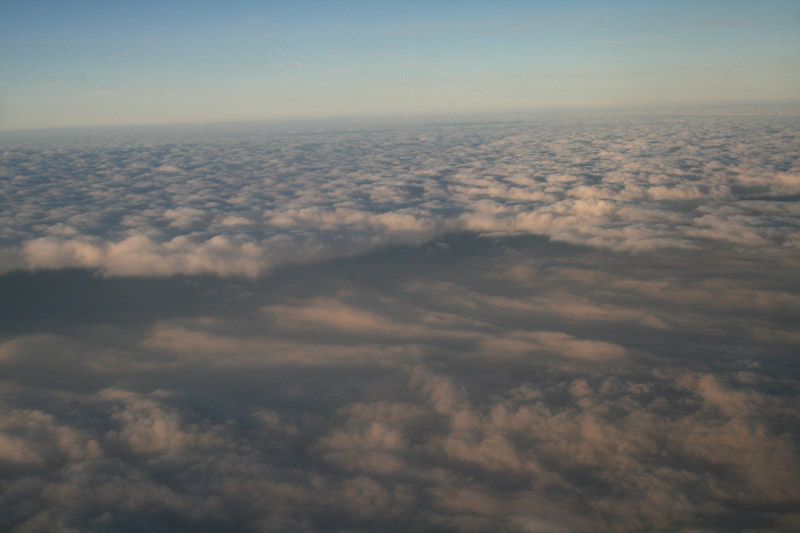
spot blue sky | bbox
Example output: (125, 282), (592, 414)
(2, 0), (799, 130)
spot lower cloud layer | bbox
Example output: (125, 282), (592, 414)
(1, 235), (798, 532)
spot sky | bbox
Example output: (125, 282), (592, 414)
(2, 0), (800, 130)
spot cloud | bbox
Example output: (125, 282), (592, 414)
(263, 298), (408, 333)
(3, 111), (799, 277)
(105, 48), (136, 62)
(105, 36), (158, 63)
(1, 111), (798, 532)
(480, 331), (628, 361)
(140, 320), (426, 366)
(22, 234), (265, 277)
(273, 45), (303, 69)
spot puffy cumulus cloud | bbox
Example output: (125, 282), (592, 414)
(23, 234), (265, 278)
(2, 111), (799, 277)
(23, 237), (105, 269)
(0, 387), (317, 532)
(0, 408), (102, 466)
(2, 361), (797, 531)
(267, 207), (444, 238)
(318, 402), (415, 475)
(219, 215), (252, 226)
(93, 388), (220, 456)
(308, 367), (800, 531)
(164, 207), (209, 229)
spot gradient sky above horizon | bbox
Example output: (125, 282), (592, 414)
(1, 0), (799, 131)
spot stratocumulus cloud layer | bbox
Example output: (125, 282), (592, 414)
(1, 111), (799, 532)
(2, 112), (799, 277)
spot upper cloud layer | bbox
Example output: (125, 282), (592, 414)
(1, 111), (798, 277)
